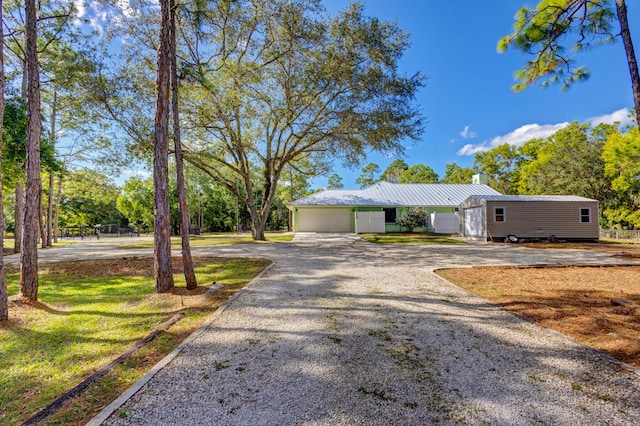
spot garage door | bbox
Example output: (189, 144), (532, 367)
(297, 209), (352, 233)
(463, 207), (483, 238)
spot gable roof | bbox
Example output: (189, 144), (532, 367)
(289, 181), (502, 208)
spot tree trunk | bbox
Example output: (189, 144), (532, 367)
(14, 183), (23, 253)
(20, 0), (41, 301)
(46, 88), (57, 247)
(47, 173), (54, 246)
(39, 190), (46, 249)
(615, 0), (640, 125)
(0, 0), (8, 321)
(170, 0), (196, 290)
(53, 173), (62, 243)
(153, 0), (175, 293)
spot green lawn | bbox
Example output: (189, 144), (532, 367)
(362, 233), (466, 244)
(0, 256), (270, 425)
(118, 233), (294, 249)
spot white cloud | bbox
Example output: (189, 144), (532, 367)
(587, 107), (633, 127)
(459, 125), (476, 139)
(457, 122), (569, 156)
(74, 0), (87, 18)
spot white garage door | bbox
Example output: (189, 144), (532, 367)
(297, 209), (352, 233)
(463, 207), (484, 238)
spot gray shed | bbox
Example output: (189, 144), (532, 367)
(460, 195), (599, 242)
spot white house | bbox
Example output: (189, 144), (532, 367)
(287, 180), (501, 233)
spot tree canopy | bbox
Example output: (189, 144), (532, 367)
(499, 0), (640, 124)
(178, 0), (424, 239)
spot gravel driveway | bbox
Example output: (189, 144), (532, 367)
(81, 237), (639, 425)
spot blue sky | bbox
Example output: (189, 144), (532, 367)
(317, 0), (638, 189)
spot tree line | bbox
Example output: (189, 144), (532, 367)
(0, 0), (638, 320)
(351, 121), (638, 230)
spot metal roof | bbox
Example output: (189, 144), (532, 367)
(465, 195), (597, 202)
(289, 181), (502, 207)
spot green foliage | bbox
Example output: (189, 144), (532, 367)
(499, 0), (616, 91)
(602, 128), (640, 227)
(381, 159), (408, 183)
(473, 143), (522, 194)
(517, 122), (614, 201)
(356, 163), (380, 188)
(327, 173), (344, 189)
(175, 0), (424, 238)
(59, 169), (124, 226)
(469, 120), (640, 229)
(1, 96), (60, 190)
(440, 162), (475, 184)
(395, 207), (428, 232)
(117, 177), (155, 230)
(399, 164), (438, 183)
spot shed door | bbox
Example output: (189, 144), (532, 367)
(297, 209), (351, 233)
(464, 207), (483, 238)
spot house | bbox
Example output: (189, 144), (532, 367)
(459, 195), (600, 242)
(287, 179), (501, 233)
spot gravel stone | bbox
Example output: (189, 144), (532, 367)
(74, 235), (640, 425)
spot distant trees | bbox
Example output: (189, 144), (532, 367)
(358, 160), (440, 186)
(440, 162), (474, 184)
(399, 164), (438, 183)
(327, 174), (344, 189)
(355, 163), (381, 188)
(381, 160), (408, 183)
(471, 120), (639, 228)
(58, 170), (123, 227)
(499, 0), (640, 125)
(602, 128), (640, 227)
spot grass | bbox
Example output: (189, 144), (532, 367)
(118, 233), (294, 249)
(362, 232), (465, 244)
(0, 256), (270, 425)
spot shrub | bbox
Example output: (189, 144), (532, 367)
(396, 208), (428, 232)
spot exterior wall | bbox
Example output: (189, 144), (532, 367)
(484, 200), (599, 241)
(291, 205), (459, 234)
(293, 207), (354, 232)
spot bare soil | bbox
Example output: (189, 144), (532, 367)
(437, 242), (640, 368)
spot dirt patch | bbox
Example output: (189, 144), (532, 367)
(518, 241), (640, 259)
(437, 265), (640, 368)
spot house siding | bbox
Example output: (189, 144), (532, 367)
(485, 200), (599, 241)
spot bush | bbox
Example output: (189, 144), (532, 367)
(396, 208), (428, 232)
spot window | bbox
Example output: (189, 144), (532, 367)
(494, 207), (505, 222)
(383, 207), (397, 223)
(580, 207), (591, 223)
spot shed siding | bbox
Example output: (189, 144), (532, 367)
(485, 201), (599, 240)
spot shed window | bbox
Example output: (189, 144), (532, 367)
(494, 207), (505, 222)
(383, 208), (397, 223)
(580, 207), (591, 223)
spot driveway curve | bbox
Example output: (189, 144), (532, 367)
(67, 238), (640, 425)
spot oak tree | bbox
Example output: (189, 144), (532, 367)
(182, 1), (424, 239)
